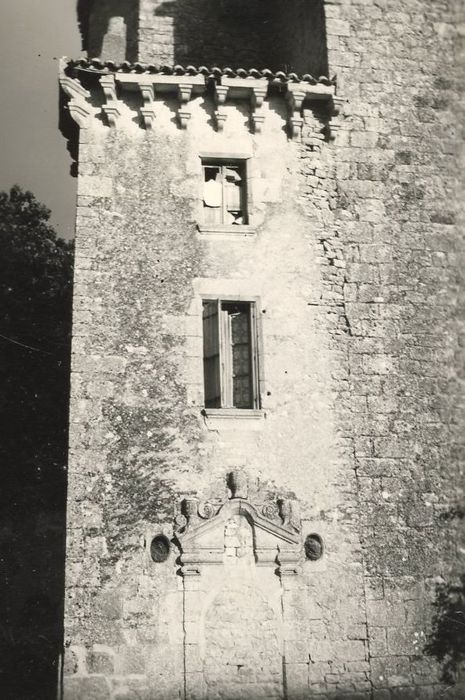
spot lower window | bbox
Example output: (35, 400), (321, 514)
(202, 299), (260, 409)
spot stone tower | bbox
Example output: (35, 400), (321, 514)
(60, 1), (464, 698)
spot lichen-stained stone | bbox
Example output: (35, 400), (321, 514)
(63, 676), (111, 700)
(61, 0), (464, 697)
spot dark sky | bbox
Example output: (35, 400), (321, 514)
(0, 1), (83, 240)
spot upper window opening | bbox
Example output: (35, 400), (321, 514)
(203, 300), (260, 410)
(202, 161), (247, 226)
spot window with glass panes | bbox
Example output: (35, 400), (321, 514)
(202, 300), (259, 409)
(202, 161), (247, 225)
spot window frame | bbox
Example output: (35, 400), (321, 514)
(198, 153), (255, 234)
(201, 295), (262, 412)
(202, 160), (248, 225)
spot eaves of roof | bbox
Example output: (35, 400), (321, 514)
(66, 58), (337, 87)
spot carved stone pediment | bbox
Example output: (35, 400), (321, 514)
(176, 471), (302, 577)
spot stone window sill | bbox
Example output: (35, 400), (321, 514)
(201, 408), (265, 419)
(197, 224), (256, 236)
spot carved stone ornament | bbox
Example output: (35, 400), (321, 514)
(61, 61), (342, 141)
(228, 469), (248, 499)
(262, 502), (279, 520)
(285, 81), (339, 141)
(175, 473), (302, 577)
(252, 113), (266, 134)
(140, 84), (156, 129)
(304, 533), (324, 561)
(182, 497), (200, 530)
(177, 108), (191, 129)
(59, 61), (93, 129)
(279, 498), (301, 533)
(198, 501), (216, 519)
(100, 74), (122, 127)
(214, 110), (228, 132)
(327, 95), (347, 141)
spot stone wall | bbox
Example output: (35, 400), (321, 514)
(82, 0), (329, 74)
(63, 73), (369, 698)
(139, 0), (328, 73)
(84, 0), (139, 62)
(61, 0), (464, 698)
(320, 0), (465, 696)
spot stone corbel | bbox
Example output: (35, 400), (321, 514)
(289, 115), (304, 140)
(139, 83), (156, 129)
(177, 83), (193, 128)
(332, 95), (346, 117)
(214, 111), (228, 131)
(213, 84), (229, 131)
(100, 74), (122, 128)
(59, 74), (93, 129)
(221, 77), (269, 135)
(251, 86), (267, 109)
(327, 94), (346, 141)
(252, 113), (266, 134)
(250, 85), (267, 133)
(287, 86), (306, 141)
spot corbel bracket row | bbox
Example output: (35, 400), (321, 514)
(286, 83), (345, 140)
(62, 69), (343, 138)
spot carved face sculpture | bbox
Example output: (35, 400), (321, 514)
(304, 534), (324, 561)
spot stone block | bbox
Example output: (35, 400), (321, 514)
(372, 691), (391, 700)
(63, 647), (81, 675)
(387, 628), (423, 656)
(327, 18), (351, 36)
(87, 649), (115, 675)
(77, 176), (113, 198)
(63, 676), (111, 699)
(351, 131), (380, 149)
(96, 590), (123, 621)
(371, 656), (412, 688)
(116, 646), (146, 675)
(369, 626), (388, 657)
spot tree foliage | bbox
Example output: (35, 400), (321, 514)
(0, 186), (74, 698)
(0, 185), (73, 510)
(426, 574), (465, 684)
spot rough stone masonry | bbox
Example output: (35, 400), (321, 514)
(60, 1), (465, 698)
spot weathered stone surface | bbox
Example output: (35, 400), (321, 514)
(62, 0), (465, 697)
(63, 676), (111, 700)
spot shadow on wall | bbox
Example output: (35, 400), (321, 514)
(77, 0), (329, 76)
(152, 0), (329, 74)
(425, 508), (465, 686)
(77, 0), (140, 62)
(0, 186), (74, 700)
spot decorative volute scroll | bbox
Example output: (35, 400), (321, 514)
(175, 472), (302, 577)
(59, 60), (93, 129)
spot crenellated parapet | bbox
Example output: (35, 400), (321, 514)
(60, 59), (344, 140)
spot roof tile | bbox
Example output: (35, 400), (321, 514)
(67, 58), (336, 86)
